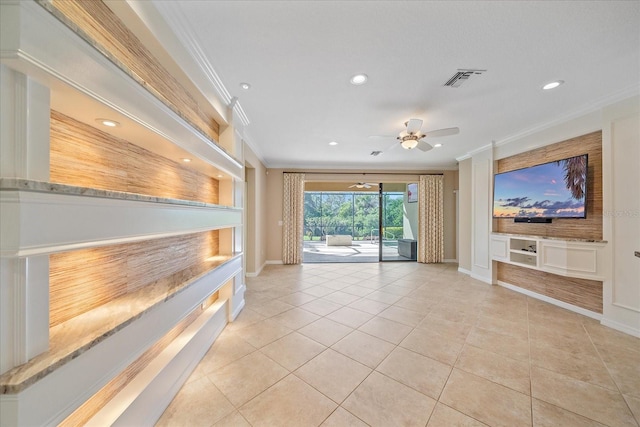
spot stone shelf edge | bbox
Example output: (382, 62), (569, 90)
(491, 231), (607, 244)
(0, 180), (242, 257)
(0, 178), (234, 209)
(0, 253), (241, 394)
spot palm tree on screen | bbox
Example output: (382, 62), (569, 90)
(558, 156), (587, 200)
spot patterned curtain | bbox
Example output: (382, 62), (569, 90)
(418, 174), (444, 263)
(282, 172), (305, 264)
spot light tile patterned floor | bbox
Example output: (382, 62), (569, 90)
(157, 263), (640, 427)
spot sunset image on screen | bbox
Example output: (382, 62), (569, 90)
(493, 156), (587, 218)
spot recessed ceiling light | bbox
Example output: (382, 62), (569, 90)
(217, 174), (224, 178)
(542, 80), (564, 90)
(350, 74), (368, 85)
(181, 158), (191, 163)
(96, 118), (120, 127)
(434, 143), (443, 148)
(329, 141), (338, 146)
(240, 82), (251, 90)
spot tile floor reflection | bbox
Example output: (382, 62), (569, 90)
(157, 263), (640, 427)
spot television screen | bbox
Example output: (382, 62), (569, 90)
(493, 154), (588, 218)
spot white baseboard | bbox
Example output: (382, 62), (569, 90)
(600, 317), (640, 338)
(244, 263), (266, 277)
(265, 260), (283, 265)
(455, 266), (486, 283)
(443, 259), (458, 263)
(497, 280), (602, 321)
(470, 272), (493, 284)
(458, 267), (472, 276)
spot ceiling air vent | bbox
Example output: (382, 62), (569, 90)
(444, 69), (486, 88)
(370, 151), (382, 156)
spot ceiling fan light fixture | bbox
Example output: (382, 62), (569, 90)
(401, 137), (419, 150)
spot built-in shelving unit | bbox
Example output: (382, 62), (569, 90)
(491, 233), (606, 281)
(0, 1), (245, 425)
(508, 237), (538, 267)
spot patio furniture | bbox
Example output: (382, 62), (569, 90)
(326, 235), (352, 246)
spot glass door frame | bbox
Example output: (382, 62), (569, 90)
(378, 183), (416, 262)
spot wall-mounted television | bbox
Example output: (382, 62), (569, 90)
(493, 154), (588, 219)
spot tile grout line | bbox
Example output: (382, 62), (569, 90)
(526, 295), (534, 427)
(582, 321), (640, 427)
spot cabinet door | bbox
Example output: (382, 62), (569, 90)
(539, 241), (604, 280)
(490, 235), (509, 262)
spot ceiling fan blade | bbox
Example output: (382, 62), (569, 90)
(416, 140), (434, 152)
(384, 140), (401, 151)
(348, 184), (357, 188)
(405, 119), (423, 134)
(424, 127), (459, 138)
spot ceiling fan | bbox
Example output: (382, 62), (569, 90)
(348, 182), (377, 189)
(393, 119), (459, 152)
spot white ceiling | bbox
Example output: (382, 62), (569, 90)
(149, 1), (639, 170)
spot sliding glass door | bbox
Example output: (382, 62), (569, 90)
(379, 183), (416, 261)
(301, 184), (418, 263)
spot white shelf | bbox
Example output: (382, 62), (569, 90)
(0, 186), (242, 257)
(491, 233), (606, 280)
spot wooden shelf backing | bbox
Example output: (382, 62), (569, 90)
(49, 231), (219, 327)
(51, 111), (219, 205)
(498, 263), (603, 313)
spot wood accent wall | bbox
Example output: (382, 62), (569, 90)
(495, 131), (603, 313)
(50, 111), (219, 204)
(497, 263), (603, 313)
(495, 131), (602, 240)
(58, 306), (204, 427)
(42, 0), (220, 142)
(49, 231), (219, 328)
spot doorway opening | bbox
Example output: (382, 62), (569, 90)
(302, 183), (418, 263)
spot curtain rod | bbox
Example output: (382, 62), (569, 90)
(282, 171), (444, 175)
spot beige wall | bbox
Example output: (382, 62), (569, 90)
(458, 158), (472, 271)
(244, 144), (268, 274)
(265, 168), (285, 262)
(443, 170), (458, 261)
(264, 169), (458, 263)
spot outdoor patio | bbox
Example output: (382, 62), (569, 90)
(303, 240), (411, 263)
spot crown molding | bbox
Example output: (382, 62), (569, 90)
(140, 1), (250, 127)
(494, 83), (640, 148)
(455, 143), (493, 161)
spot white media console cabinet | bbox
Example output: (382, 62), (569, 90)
(490, 232), (607, 281)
